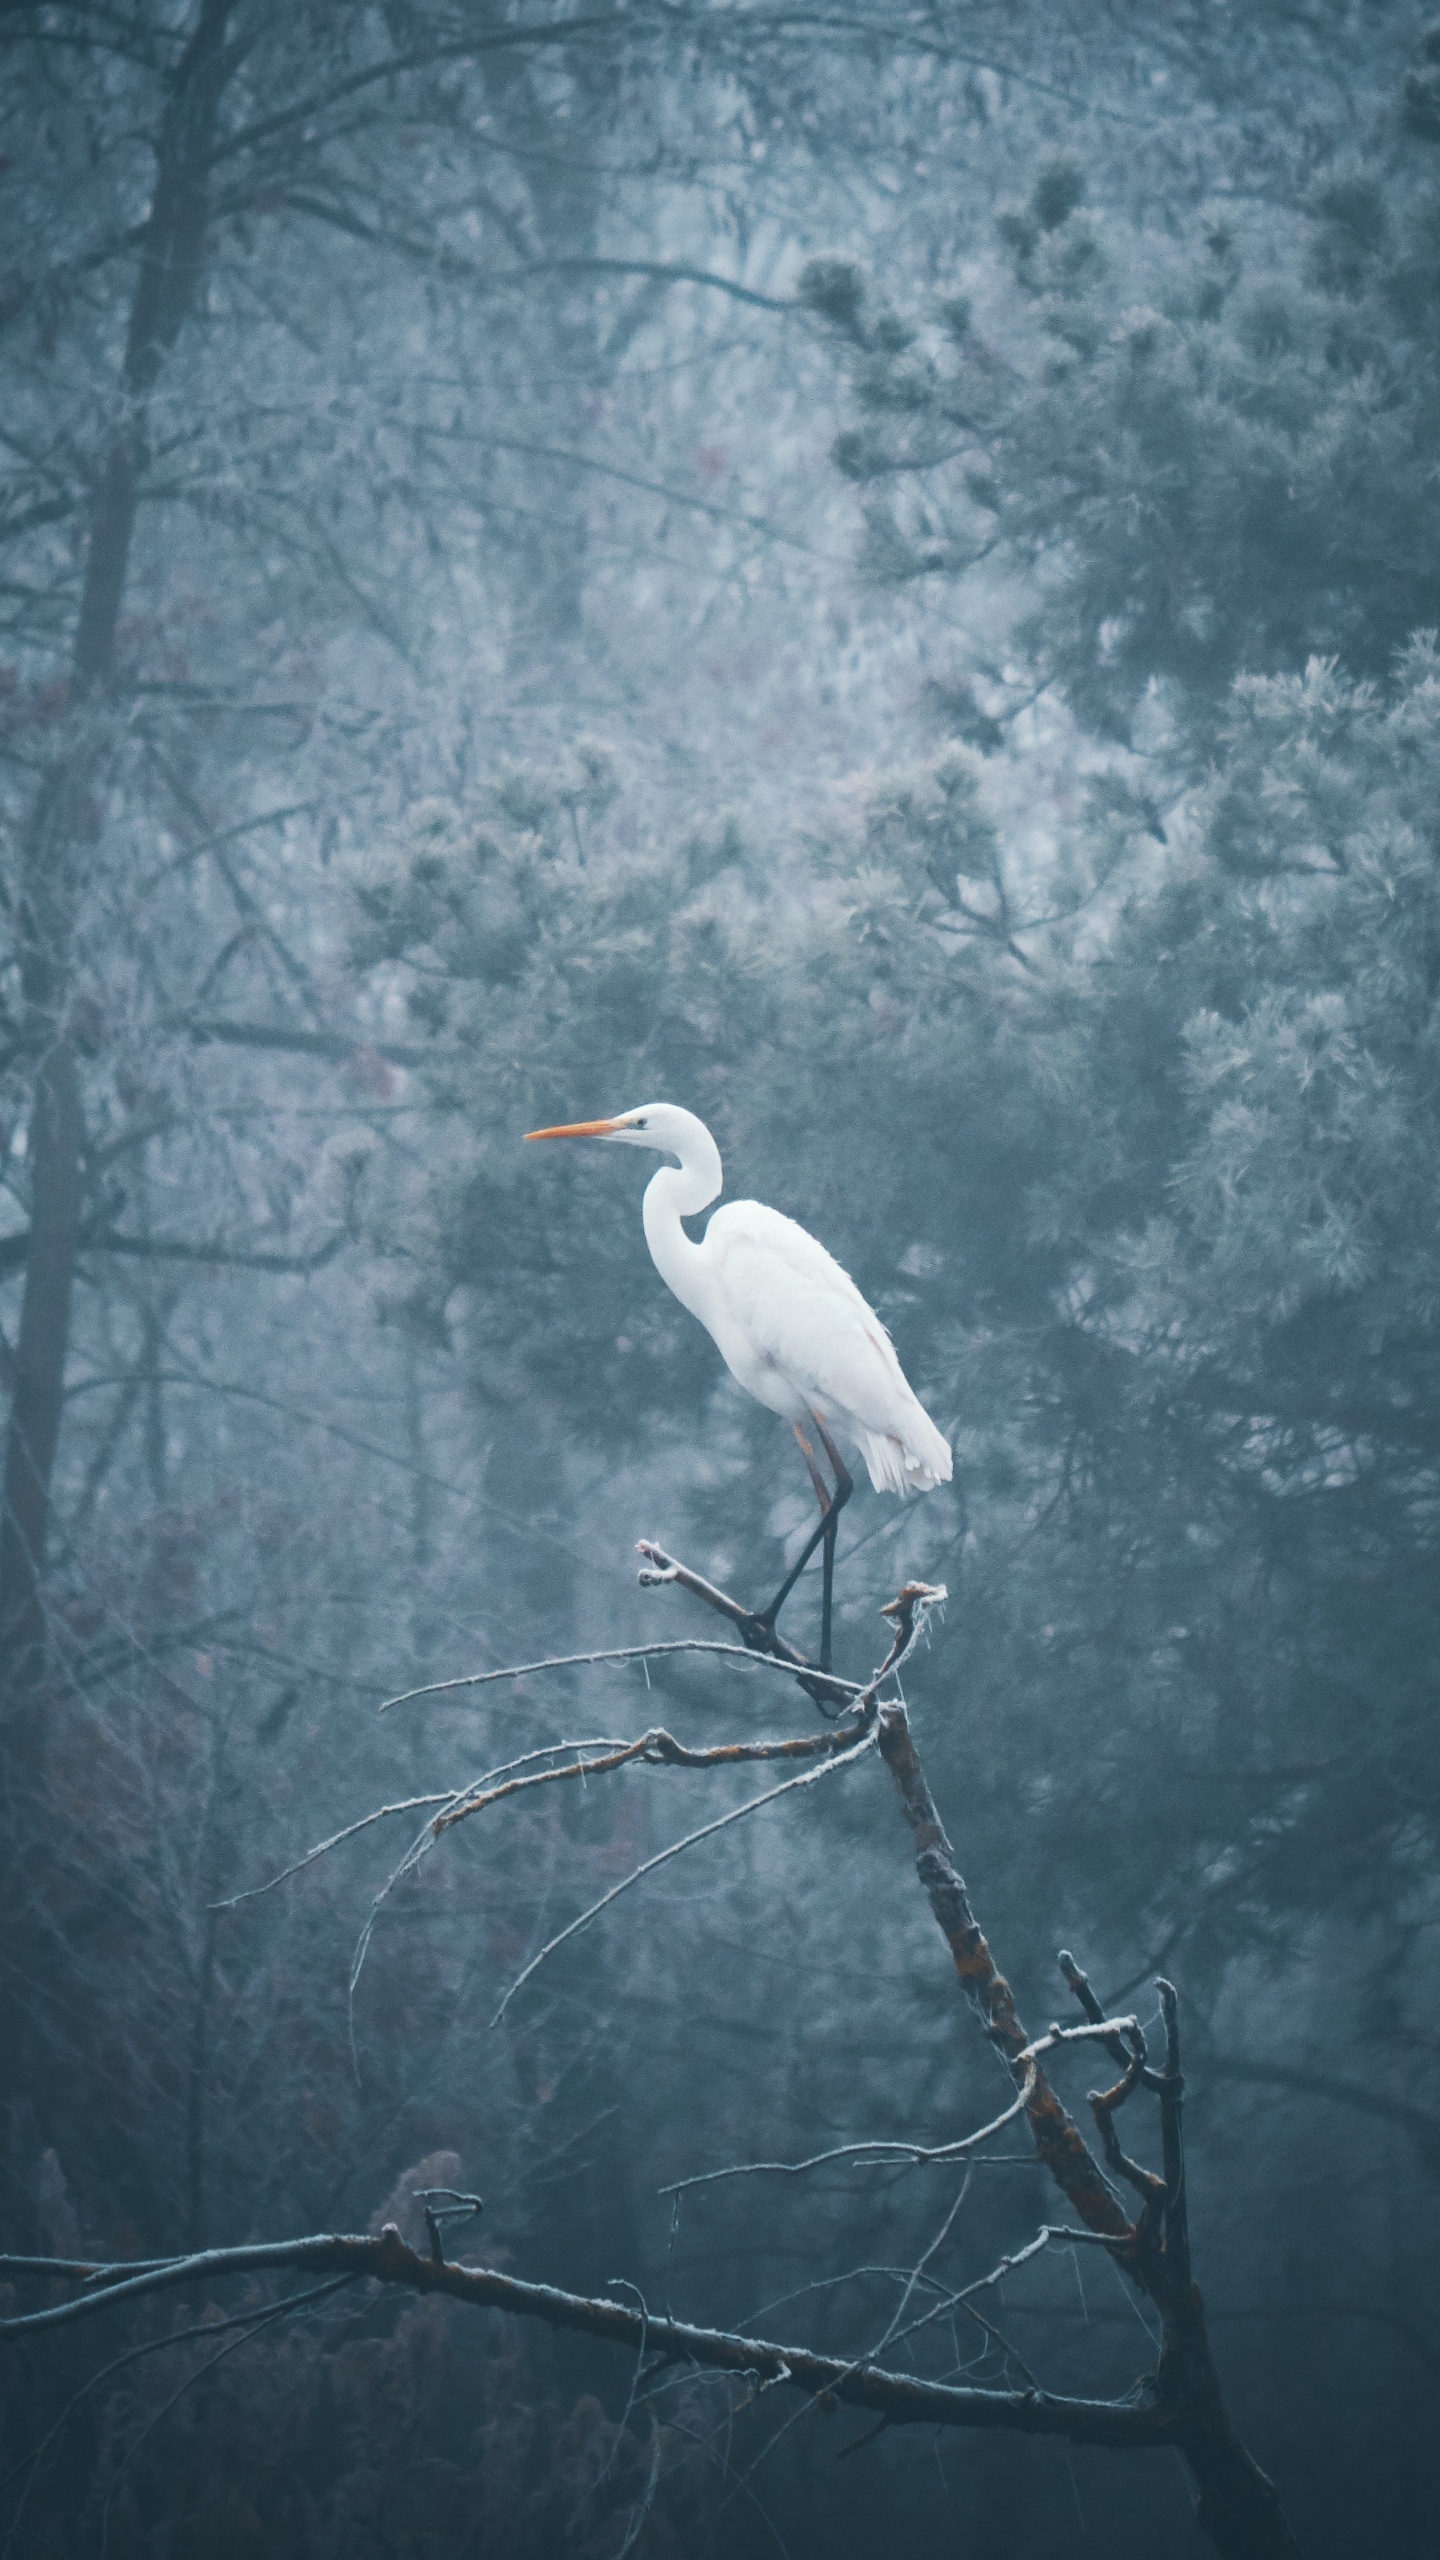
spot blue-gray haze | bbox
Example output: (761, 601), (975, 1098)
(0, 5), (1434, 2554)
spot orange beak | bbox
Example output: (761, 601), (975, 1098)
(524, 1117), (621, 1141)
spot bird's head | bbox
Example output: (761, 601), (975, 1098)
(524, 1102), (701, 1158)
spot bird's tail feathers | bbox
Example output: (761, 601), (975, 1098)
(857, 1413), (953, 1497)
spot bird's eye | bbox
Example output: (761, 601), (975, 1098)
(634, 1117), (648, 1130)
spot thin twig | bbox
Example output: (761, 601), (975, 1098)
(379, 1640), (863, 1713)
(210, 1791), (457, 1908)
(341, 1740), (640, 2056)
(887, 2227), (1062, 2361)
(661, 2084), (1054, 2196)
(961, 2300), (1044, 2395)
(95, 2278), (356, 2551)
(490, 1724), (882, 2025)
(0, 2278), (353, 2558)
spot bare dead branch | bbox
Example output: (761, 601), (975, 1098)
(380, 1639), (862, 1715)
(466, 1576), (936, 2020)
(961, 2300), (1044, 2393)
(631, 1554), (1300, 2554)
(1154, 1980), (1191, 2283)
(216, 1741), (633, 1910)
(636, 1538), (853, 1713)
(209, 1789), (458, 1908)
(0, 2276), (356, 2541)
(1087, 2020), (1166, 2209)
(1060, 1947), (1165, 2091)
(880, 2226), (1063, 2393)
(435, 430), (822, 556)
(490, 1720), (881, 2025)
(436, 1723), (851, 1836)
(35, 1547), (1302, 2558)
(661, 2018), (1143, 2198)
(873, 1700), (1133, 2243)
(0, 2230), (1173, 2452)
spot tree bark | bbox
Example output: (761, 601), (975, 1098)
(0, 1028), (82, 1691)
(875, 1703), (1302, 2560)
(875, 1701), (1133, 2237)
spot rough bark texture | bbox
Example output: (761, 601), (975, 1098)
(0, 2227), (1178, 2449)
(0, 1029), (82, 1690)
(876, 1701), (1302, 2560)
(876, 1702), (1133, 2238)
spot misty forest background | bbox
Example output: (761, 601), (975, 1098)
(3, 2), (1439, 2553)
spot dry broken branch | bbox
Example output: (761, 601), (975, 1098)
(6, 1555), (1305, 2560)
(661, 2015), (1143, 2197)
(634, 1542), (1302, 2560)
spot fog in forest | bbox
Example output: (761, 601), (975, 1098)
(1, 6), (1437, 2554)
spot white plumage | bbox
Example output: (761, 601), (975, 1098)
(525, 1101), (951, 1497)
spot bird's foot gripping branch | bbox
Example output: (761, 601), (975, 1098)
(4, 1562), (1300, 2560)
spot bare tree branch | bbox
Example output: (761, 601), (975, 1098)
(489, 1717), (881, 2025)
(6, 1550), (1305, 2558)
(0, 2229), (1177, 2450)
(661, 2018), (1144, 2197)
(379, 1639), (863, 1715)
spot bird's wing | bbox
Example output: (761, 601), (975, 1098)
(704, 1200), (944, 1480)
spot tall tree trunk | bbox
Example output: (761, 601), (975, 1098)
(0, 1026), (83, 1694)
(0, 0), (235, 1714)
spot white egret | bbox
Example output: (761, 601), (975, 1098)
(525, 1102), (951, 1667)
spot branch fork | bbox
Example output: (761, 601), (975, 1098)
(13, 1541), (1300, 2560)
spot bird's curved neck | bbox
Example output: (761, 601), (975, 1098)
(642, 1127), (722, 1312)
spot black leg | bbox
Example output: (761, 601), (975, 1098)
(749, 1418), (853, 1670)
(819, 1509), (837, 1673)
(811, 1418), (852, 1673)
(750, 1425), (830, 1636)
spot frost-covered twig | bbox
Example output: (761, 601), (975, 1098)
(490, 1720), (881, 2024)
(660, 2017), (1142, 2196)
(379, 1638), (863, 1715)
